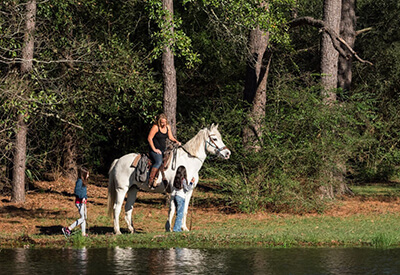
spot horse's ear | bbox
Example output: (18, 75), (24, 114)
(210, 123), (218, 130)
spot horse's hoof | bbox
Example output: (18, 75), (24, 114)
(165, 222), (171, 232)
(115, 231), (122, 235)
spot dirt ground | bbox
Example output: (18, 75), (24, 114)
(1, 175), (400, 243)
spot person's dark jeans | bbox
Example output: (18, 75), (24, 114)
(149, 150), (163, 169)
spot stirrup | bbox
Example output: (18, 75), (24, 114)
(151, 181), (159, 189)
(149, 177), (159, 189)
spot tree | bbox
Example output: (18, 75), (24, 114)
(320, 0), (341, 104)
(146, 0), (200, 136)
(11, 0), (37, 203)
(196, 0), (294, 151)
(338, 0), (356, 93)
(162, 0), (178, 135)
(243, 26), (271, 151)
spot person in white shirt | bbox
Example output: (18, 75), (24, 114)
(172, 166), (195, 232)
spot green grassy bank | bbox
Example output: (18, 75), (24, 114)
(3, 212), (400, 249)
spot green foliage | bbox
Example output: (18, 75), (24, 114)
(192, 0), (295, 45)
(192, 72), (400, 213)
(145, 0), (201, 68)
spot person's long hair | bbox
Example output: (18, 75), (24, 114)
(174, 166), (187, 189)
(156, 113), (169, 128)
(78, 167), (89, 186)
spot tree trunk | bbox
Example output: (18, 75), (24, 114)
(337, 0), (357, 196)
(321, 0), (341, 104)
(12, 114), (28, 203)
(338, 0), (356, 92)
(242, 27), (271, 152)
(162, 0), (178, 136)
(11, 0), (36, 203)
(320, 0), (354, 198)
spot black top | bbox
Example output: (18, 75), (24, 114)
(152, 126), (168, 152)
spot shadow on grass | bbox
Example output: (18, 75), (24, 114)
(36, 225), (145, 236)
(0, 205), (67, 219)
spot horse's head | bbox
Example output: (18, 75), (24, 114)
(205, 124), (231, 159)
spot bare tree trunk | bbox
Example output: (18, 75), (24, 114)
(338, 0), (356, 92)
(243, 26), (271, 152)
(319, 0), (353, 198)
(335, 0), (357, 197)
(162, 0), (177, 136)
(12, 0), (36, 203)
(321, 0), (341, 104)
(12, 114), (28, 203)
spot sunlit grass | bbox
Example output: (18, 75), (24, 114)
(3, 211), (400, 249)
(49, 212), (400, 249)
(350, 183), (400, 197)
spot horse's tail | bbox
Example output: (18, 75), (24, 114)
(107, 158), (119, 219)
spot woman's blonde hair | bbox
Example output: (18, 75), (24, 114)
(156, 113), (169, 127)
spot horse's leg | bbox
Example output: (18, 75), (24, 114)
(113, 188), (128, 235)
(125, 186), (138, 234)
(165, 195), (176, 232)
(181, 191), (193, 231)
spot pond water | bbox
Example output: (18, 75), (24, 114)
(0, 247), (399, 275)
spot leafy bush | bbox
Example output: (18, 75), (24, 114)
(195, 78), (400, 213)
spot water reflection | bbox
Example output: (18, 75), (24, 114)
(110, 247), (207, 274)
(1, 247), (400, 274)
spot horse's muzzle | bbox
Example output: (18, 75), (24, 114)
(220, 148), (231, 159)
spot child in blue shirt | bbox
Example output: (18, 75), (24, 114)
(62, 167), (89, 237)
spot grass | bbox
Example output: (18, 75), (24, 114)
(349, 183), (400, 197)
(5, 212), (399, 249)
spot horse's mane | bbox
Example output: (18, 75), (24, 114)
(182, 128), (208, 157)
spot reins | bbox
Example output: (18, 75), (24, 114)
(171, 145), (204, 170)
(171, 132), (230, 169)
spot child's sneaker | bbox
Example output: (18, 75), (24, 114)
(62, 227), (71, 238)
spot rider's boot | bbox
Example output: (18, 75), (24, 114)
(148, 167), (159, 189)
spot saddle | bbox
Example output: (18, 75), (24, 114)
(131, 147), (174, 193)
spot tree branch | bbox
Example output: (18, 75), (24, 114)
(288, 16), (373, 65)
(356, 27), (372, 36)
(42, 113), (84, 130)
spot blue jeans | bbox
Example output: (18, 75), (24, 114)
(149, 150), (163, 169)
(173, 195), (185, 232)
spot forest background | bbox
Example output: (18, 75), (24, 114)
(1, 0), (399, 214)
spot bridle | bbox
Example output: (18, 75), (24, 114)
(206, 133), (229, 157)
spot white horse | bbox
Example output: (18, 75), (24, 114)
(107, 124), (231, 234)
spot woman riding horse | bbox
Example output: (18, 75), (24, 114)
(108, 124), (230, 234)
(147, 113), (181, 189)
